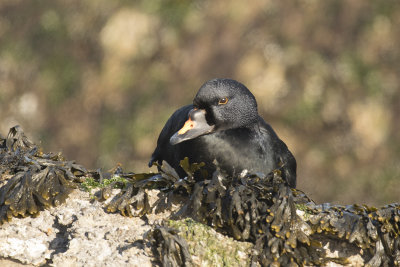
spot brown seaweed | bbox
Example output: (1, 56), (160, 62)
(1, 126), (399, 266)
(104, 158), (204, 217)
(124, 160), (399, 266)
(0, 126), (87, 224)
(148, 224), (192, 267)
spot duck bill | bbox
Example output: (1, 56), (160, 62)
(170, 108), (214, 145)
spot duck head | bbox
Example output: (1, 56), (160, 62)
(170, 78), (259, 145)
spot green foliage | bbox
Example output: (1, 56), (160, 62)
(80, 175), (129, 195)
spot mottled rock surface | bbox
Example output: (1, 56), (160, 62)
(0, 189), (155, 266)
(0, 188), (256, 267)
(0, 186), (372, 267)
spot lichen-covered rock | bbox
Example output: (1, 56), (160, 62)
(165, 218), (254, 266)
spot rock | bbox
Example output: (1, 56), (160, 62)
(0, 189), (155, 266)
(0, 185), (396, 267)
(165, 218), (254, 266)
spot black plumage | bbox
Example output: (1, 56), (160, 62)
(149, 78), (297, 188)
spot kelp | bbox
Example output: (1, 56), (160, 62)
(103, 158), (205, 217)
(0, 126), (87, 224)
(168, 168), (332, 266)
(148, 224), (192, 267)
(1, 126), (399, 266)
(106, 159), (400, 266)
(306, 203), (400, 266)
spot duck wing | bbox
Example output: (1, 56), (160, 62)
(148, 104), (193, 168)
(258, 117), (297, 188)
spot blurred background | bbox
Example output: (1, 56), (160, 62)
(0, 0), (399, 206)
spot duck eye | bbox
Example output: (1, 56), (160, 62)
(218, 97), (228, 105)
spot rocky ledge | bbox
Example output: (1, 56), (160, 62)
(1, 126), (399, 266)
